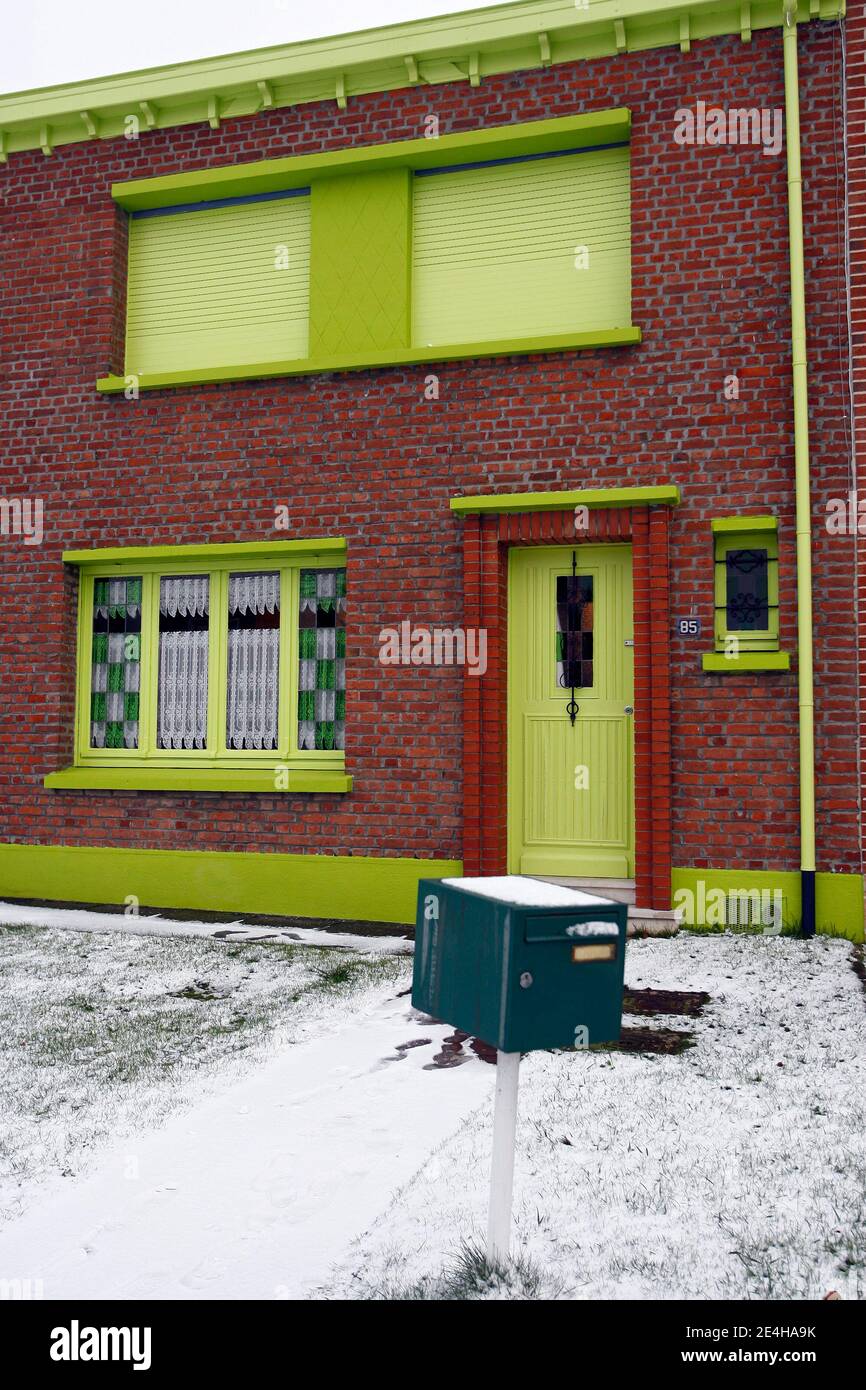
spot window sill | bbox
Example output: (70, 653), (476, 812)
(44, 767), (352, 794)
(701, 652), (790, 673)
(95, 327), (642, 395)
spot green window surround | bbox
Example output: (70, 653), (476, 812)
(97, 110), (639, 394)
(702, 516), (789, 673)
(47, 539), (351, 794)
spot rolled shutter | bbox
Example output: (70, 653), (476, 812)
(412, 146), (631, 348)
(125, 191), (311, 376)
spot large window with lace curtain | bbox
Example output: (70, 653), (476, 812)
(76, 556), (346, 769)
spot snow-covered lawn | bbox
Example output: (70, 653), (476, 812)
(1, 915), (864, 1300)
(0, 918), (407, 1223)
(325, 934), (866, 1301)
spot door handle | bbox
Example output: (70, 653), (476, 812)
(624, 706), (634, 714)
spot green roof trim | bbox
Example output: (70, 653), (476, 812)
(110, 109), (630, 210)
(0, 0), (844, 160)
(450, 485), (680, 514)
(96, 326), (642, 393)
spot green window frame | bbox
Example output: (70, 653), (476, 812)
(46, 540), (351, 794)
(702, 517), (789, 674)
(97, 109), (639, 394)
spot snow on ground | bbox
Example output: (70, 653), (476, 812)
(0, 900), (410, 954)
(0, 988), (491, 1300)
(1, 920), (864, 1301)
(0, 922), (408, 1224)
(324, 934), (866, 1301)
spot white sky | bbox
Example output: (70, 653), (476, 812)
(1, 0), (509, 96)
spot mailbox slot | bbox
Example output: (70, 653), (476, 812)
(524, 914), (620, 944)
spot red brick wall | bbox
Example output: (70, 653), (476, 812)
(0, 25), (858, 878)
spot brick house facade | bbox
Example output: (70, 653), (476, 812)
(0, 0), (861, 935)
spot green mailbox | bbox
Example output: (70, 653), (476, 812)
(413, 876), (627, 1052)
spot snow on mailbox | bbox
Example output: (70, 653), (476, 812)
(412, 875), (629, 1264)
(412, 875), (628, 1052)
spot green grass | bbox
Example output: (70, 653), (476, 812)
(0, 924), (408, 1220)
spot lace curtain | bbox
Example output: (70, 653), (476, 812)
(157, 576), (209, 749)
(226, 572), (280, 750)
(91, 577), (142, 749)
(298, 568), (346, 750)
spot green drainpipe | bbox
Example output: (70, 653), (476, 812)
(782, 0), (816, 936)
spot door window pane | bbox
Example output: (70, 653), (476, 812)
(556, 574), (593, 689)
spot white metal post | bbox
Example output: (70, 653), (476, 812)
(487, 1049), (520, 1265)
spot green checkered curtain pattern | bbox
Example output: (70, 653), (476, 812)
(298, 568), (346, 750)
(90, 577), (142, 748)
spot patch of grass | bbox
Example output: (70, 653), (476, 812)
(0, 926), (409, 1219)
(360, 1240), (565, 1301)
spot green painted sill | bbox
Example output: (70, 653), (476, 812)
(451, 484), (679, 514)
(702, 651), (790, 673)
(96, 327), (642, 394)
(44, 767), (352, 794)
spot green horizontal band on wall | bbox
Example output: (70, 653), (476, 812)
(711, 515), (778, 533)
(451, 484), (680, 514)
(43, 768), (352, 794)
(671, 867), (864, 942)
(62, 538), (347, 567)
(110, 111), (632, 211)
(96, 326), (642, 392)
(0, 843), (461, 925)
(701, 651), (790, 672)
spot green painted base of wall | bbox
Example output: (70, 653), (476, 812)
(0, 845), (860, 939)
(0, 843), (462, 926)
(671, 868), (864, 942)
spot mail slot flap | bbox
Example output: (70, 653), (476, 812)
(524, 913), (622, 943)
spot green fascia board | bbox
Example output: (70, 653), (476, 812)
(0, 842), (461, 925)
(96, 327), (642, 393)
(62, 538), (346, 567)
(451, 484), (680, 514)
(671, 867), (864, 942)
(0, 1), (844, 160)
(702, 650), (790, 671)
(711, 515), (778, 533)
(44, 767), (351, 794)
(110, 110), (631, 211)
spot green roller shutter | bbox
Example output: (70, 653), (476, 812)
(412, 146), (631, 348)
(125, 192), (311, 376)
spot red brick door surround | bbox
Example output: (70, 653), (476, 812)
(460, 504), (672, 911)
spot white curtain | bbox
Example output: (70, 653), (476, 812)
(157, 575), (210, 749)
(160, 575), (209, 619)
(226, 628), (279, 749)
(158, 630), (209, 748)
(229, 572), (279, 616)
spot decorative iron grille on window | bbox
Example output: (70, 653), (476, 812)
(717, 547), (777, 634)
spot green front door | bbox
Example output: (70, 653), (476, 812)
(508, 544), (634, 878)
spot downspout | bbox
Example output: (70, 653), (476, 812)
(782, 0), (817, 936)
